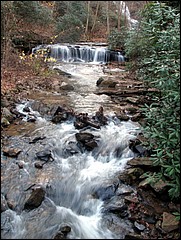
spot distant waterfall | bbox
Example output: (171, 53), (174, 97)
(113, 1), (138, 29)
(32, 44), (125, 64)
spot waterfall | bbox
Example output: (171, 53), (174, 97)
(113, 1), (138, 29)
(32, 44), (125, 64)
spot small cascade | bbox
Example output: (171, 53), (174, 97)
(32, 44), (125, 64)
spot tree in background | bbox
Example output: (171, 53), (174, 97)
(90, 1), (100, 36)
(85, 1), (91, 40)
(1, 1), (18, 67)
(1, 1), (53, 67)
(106, 1), (110, 36)
(55, 1), (88, 43)
(13, 1), (53, 26)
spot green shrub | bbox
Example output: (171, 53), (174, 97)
(126, 2), (180, 200)
(108, 27), (128, 50)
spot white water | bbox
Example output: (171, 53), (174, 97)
(113, 1), (138, 29)
(52, 63), (121, 115)
(1, 61), (141, 239)
(33, 44), (125, 64)
(1, 107), (140, 238)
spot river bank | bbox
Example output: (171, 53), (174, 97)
(1, 61), (180, 239)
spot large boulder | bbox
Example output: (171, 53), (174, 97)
(75, 132), (98, 151)
(24, 187), (46, 211)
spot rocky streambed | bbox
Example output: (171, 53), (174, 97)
(1, 63), (180, 239)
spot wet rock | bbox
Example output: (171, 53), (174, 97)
(134, 221), (146, 231)
(7, 199), (16, 210)
(168, 202), (180, 212)
(125, 107), (138, 114)
(97, 79), (118, 88)
(64, 141), (81, 156)
(60, 82), (74, 91)
(34, 161), (44, 168)
(138, 178), (150, 188)
(125, 232), (142, 239)
(102, 213), (133, 239)
(124, 195), (139, 204)
(118, 168), (144, 186)
(1, 194), (9, 212)
(54, 225), (71, 239)
(1, 117), (10, 127)
(116, 113), (130, 121)
(52, 105), (65, 116)
(52, 114), (68, 124)
(118, 172), (134, 185)
(52, 105), (74, 124)
(24, 187), (46, 211)
(10, 108), (26, 118)
(59, 225), (71, 234)
(75, 132), (98, 151)
(1, 98), (10, 107)
(84, 140), (98, 151)
(27, 116), (37, 122)
(93, 183), (119, 201)
(74, 120), (87, 129)
(23, 106), (31, 112)
(2, 107), (15, 123)
(36, 149), (54, 162)
(96, 77), (104, 86)
(75, 132), (94, 142)
(86, 120), (101, 129)
(16, 160), (24, 169)
(29, 136), (46, 144)
(127, 168), (144, 180)
(126, 97), (138, 104)
(74, 112), (101, 129)
(137, 188), (170, 214)
(129, 138), (141, 148)
(129, 144), (150, 157)
(143, 215), (156, 224)
(53, 68), (72, 77)
(30, 101), (45, 114)
(94, 106), (108, 125)
(24, 183), (37, 191)
(161, 212), (179, 232)
(116, 184), (134, 196)
(104, 196), (128, 217)
(127, 157), (153, 167)
(131, 113), (143, 122)
(150, 179), (169, 195)
(53, 232), (64, 239)
(2, 147), (22, 157)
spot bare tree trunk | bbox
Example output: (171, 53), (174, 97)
(85, 1), (91, 39)
(2, 2), (13, 67)
(124, 2), (127, 28)
(117, 1), (121, 31)
(106, 1), (110, 36)
(91, 1), (100, 33)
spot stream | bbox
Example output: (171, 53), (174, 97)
(1, 61), (142, 239)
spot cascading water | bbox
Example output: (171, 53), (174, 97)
(1, 58), (141, 239)
(113, 1), (138, 29)
(1, 103), (140, 239)
(32, 44), (125, 64)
